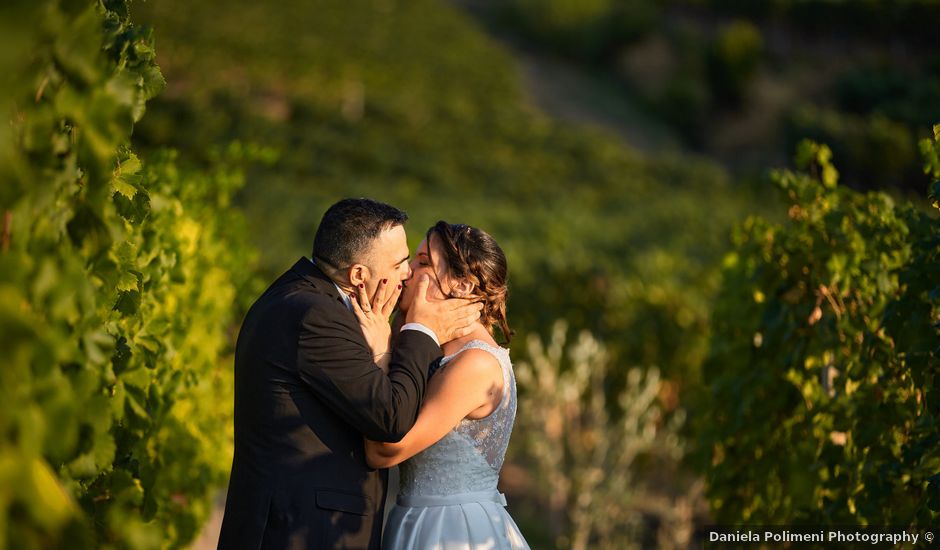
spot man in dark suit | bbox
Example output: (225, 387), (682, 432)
(218, 198), (481, 549)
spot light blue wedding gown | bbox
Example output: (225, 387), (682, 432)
(382, 340), (530, 550)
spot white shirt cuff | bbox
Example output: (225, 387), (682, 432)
(400, 323), (440, 346)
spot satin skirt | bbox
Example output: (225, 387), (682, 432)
(382, 490), (530, 550)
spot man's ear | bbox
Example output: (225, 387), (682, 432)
(348, 264), (369, 287)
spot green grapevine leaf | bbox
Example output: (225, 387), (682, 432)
(116, 271), (139, 293)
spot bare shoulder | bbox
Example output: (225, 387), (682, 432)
(438, 347), (503, 383)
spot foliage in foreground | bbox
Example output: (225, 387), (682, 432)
(699, 132), (940, 525)
(0, 1), (258, 547)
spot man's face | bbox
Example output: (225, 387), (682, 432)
(399, 235), (450, 313)
(360, 224), (412, 299)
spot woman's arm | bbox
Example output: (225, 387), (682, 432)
(364, 348), (503, 468)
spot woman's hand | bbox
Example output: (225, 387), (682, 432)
(351, 278), (402, 373)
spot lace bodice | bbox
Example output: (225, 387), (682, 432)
(398, 340), (517, 497)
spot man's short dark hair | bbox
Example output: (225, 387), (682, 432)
(312, 198), (408, 268)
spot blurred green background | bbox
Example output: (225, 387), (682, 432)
(123, 0), (937, 546)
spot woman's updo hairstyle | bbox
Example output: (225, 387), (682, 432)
(426, 221), (513, 344)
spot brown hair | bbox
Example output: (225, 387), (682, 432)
(426, 221), (514, 344)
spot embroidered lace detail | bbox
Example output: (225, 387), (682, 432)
(398, 340), (517, 497)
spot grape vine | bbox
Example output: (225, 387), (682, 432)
(699, 130), (940, 525)
(0, 1), (262, 547)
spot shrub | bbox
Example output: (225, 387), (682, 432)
(697, 134), (940, 524)
(785, 105), (920, 191)
(515, 322), (688, 549)
(706, 20), (764, 107)
(0, 1), (260, 547)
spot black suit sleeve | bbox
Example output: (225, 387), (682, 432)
(296, 303), (442, 442)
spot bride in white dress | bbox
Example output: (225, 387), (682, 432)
(352, 221), (529, 550)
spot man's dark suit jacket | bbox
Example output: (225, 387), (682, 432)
(217, 258), (441, 550)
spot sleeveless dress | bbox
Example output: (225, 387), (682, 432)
(382, 340), (530, 550)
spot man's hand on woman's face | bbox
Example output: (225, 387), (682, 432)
(404, 274), (483, 344)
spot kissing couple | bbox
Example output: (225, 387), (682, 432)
(218, 198), (530, 549)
